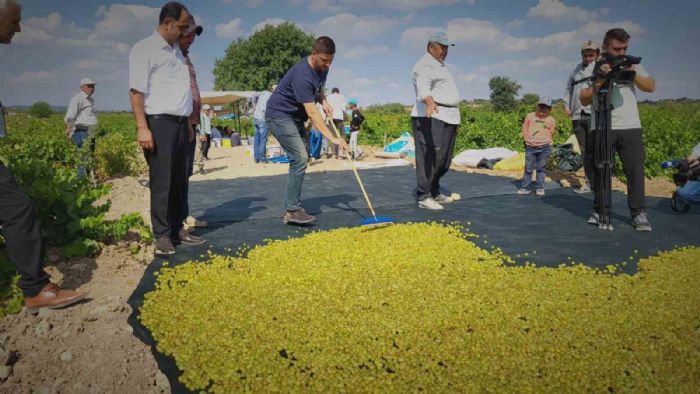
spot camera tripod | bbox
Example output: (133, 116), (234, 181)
(593, 78), (615, 230)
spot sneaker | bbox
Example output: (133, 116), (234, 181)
(536, 188), (545, 196)
(185, 215), (208, 228)
(632, 211), (652, 232)
(24, 283), (86, 314)
(155, 236), (176, 255)
(573, 184), (591, 194)
(434, 193), (454, 204)
(418, 197), (444, 210)
(175, 228), (207, 246)
(587, 212), (599, 225)
(283, 208), (317, 225)
(517, 188), (531, 195)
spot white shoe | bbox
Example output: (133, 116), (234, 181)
(418, 197), (444, 210)
(434, 193), (454, 204)
(185, 216), (208, 227)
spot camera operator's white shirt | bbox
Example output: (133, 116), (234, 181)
(589, 64), (649, 130)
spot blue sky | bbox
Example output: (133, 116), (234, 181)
(2, 0), (699, 110)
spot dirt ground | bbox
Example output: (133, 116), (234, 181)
(0, 144), (676, 393)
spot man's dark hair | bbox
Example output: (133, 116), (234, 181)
(332, 87), (339, 93)
(159, 2), (188, 25)
(603, 28), (631, 46)
(313, 36), (336, 54)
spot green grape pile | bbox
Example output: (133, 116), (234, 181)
(139, 223), (700, 392)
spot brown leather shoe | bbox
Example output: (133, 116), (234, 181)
(283, 208), (316, 225)
(175, 228), (206, 246)
(24, 283), (86, 313)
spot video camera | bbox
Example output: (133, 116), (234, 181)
(661, 159), (700, 186)
(594, 53), (642, 84)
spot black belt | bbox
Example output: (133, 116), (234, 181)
(580, 111), (591, 117)
(435, 102), (457, 108)
(74, 125), (90, 132)
(147, 114), (189, 124)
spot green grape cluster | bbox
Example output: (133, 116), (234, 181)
(139, 223), (700, 393)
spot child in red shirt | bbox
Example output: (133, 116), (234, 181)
(518, 97), (556, 196)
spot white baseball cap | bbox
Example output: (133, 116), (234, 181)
(202, 104), (211, 110)
(538, 96), (553, 107)
(80, 78), (97, 86)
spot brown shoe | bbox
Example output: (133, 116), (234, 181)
(24, 283), (86, 313)
(283, 209), (316, 225)
(175, 228), (206, 246)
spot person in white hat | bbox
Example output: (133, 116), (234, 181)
(179, 12), (208, 234)
(410, 31), (461, 210)
(64, 77), (98, 145)
(564, 40), (599, 194)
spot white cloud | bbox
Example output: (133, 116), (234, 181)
(70, 59), (101, 70)
(298, 0), (459, 12)
(527, 0), (600, 23)
(216, 18), (244, 39)
(12, 71), (59, 84)
(312, 13), (400, 42)
(252, 18), (287, 33)
(402, 17), (644, 53)
(342, 45), (391, 59)
(399, 26), (443, 47)
(505, 18), (524, 30)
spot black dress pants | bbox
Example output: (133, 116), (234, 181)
(144, 115), (188, 240)
(412, 117), (458, 201)
(0, 163), (49, 296)
(573, 116), (594, 185)
(592, 128), (646, 214)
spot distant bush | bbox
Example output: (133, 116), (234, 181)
(28, 101), (53, 118)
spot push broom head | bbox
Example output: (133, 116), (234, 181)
(359, 216), (394, 227)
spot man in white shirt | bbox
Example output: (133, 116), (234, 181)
(326, 87), (347, 158)
(580, 28), (656, 231)
(564, 41), (598, 194)
(252, 84), (276, 163)
(411, 31), (461, 210)
(129, 2), (203, 255)
(0, 0), (86, 312)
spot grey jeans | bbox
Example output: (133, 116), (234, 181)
(267, 116), (309, 211)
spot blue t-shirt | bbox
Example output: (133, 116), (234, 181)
(266, 57), (327, 122)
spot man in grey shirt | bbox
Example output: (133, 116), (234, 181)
(564, 40), (598, 193)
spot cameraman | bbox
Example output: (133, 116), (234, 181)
(676, 143), (700, 206)
(580, 28), (656, 231)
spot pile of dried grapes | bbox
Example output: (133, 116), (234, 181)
(140, 223), (700, 392)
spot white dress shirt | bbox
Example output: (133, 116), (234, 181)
(411, 52), (461, 125)
(326, 93), (347, 121)
(253, 91), (272, 121)
(64, 91), (97, 128)
(563, 62), (595, 120)
(129, 31), (192, 117)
